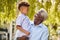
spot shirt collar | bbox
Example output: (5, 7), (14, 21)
(18, 12), (26, 16)
(33, 23), (42, 27)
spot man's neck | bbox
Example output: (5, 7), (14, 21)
(34, 23), (39, 26)
(34, 23), (41, 26)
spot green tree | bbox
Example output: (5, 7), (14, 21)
(0, 0), (17, 23)
(28, 0), (36, 20)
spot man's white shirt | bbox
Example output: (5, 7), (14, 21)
(29, 23), (49, 40)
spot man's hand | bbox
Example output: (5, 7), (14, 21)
(17, 36), (29, 40)
(20, 36), (29, 40)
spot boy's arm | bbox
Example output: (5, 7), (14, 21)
(16, 25), (30, 36)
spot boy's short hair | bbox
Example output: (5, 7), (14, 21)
(18, 2), (30, 10)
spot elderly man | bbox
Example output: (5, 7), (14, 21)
(29, 8), (49, 40)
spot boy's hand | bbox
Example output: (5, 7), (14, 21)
(25, 31), (30, 36)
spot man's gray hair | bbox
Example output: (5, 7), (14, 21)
(38, 8), (48, 20)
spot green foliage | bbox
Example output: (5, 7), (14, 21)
(44, 1), (52, 11)
(28, 0), (36, 20)
(0, 0), (17, 23)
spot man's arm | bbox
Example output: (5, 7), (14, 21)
(41, 30), (49, 40)
(16, 25), (30, 36)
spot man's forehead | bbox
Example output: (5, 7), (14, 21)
(37, 11), (45, 16)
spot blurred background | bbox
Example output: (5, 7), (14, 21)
(0, 0), (60, 40)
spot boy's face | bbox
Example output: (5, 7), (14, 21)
(20, 6), (29, 15)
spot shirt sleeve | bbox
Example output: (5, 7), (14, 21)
(16, 15), (25, 26)
(22, 17), (30, 31)
(41, 30), (49, 40)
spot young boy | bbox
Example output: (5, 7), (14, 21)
(15, 2), (30, 40)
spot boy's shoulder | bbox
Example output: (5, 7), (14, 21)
(19, 13), (26, 17)
(16, 13), (30, 22)
(17, 13), (26, 19)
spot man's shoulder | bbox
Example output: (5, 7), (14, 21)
(42, 24), (49, 35)
(41, 24), (48, 31)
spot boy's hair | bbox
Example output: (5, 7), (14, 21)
(18, 2), (30, 10)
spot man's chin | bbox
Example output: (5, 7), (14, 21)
(34, 22), (38, 25)
(34, 22), (36, 25)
